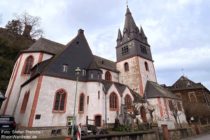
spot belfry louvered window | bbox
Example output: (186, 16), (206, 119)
(122, 46), (129, 55)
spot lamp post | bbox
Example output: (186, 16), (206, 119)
(71, 67), (81, 138)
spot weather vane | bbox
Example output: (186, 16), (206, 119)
(126, 0), (128, 7)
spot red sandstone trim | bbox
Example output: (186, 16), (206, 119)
(152, 63), (158, 82)
(28, 76), (43, 127)
(136, 57), (144, 96)
(3, 54), (23, 115)
(157, 97), (163, 117)
(164, 98), (169, 118)
(38, 53), (43, 63)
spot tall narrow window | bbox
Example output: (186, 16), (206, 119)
(22, 56), (34, 74)
(124, 94), (132, 110)
(87, 96), (89, 105)
(20, 91), (30, 113)
(98, 91), (100, 99)
(105, 71), (112, 81)
(189, 93), (197, 103)
(124, 62), (129, 72)
(53, 89), (66, 112)
(79, 93), (85, 112)
(110, 92), (118, 110)
(144, 62), (149, 71)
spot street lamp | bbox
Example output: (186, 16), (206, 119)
(71, 67), (81, 138)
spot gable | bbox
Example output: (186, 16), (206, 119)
(43, 29), (94, 81)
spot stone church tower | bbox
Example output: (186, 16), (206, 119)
(116, 7), (157, 96)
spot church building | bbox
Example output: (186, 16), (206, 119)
(0, 6), (187, 135)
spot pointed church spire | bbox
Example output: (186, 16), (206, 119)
(139, 26), (148, 43)
(117, 29), (122, 45)
(123, 6), (139, 40)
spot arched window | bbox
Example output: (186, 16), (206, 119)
(189, 93), (197, 103)
(109, 92), (118, 110)
(124, 94), (132, 110)
(105, 71), (112, 81)
(20, 91), (30, 113)
(124, 62), (129, 72)
(79, 93), (85, 112)
(53, 89), (66, 112)
(22, 56), (34, 74)
(144, 62), (149, 71)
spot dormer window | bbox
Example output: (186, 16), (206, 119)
(122, 46), (129, 55)
(82, 69), (86, 76)
(90, 73), (94, 79)
(62, 65), (68, 72)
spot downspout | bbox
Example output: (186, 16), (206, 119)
(103, 84), (107, 128)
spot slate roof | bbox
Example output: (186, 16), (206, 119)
(101, 80), (144, 103)
(101, 80), (113, 93)
(129, 88), (145, 103)
(169, 76), (206, 91)
(23, 38), (66, 54)
(94, 55), (118, 72)
(144, 81), (180, 100)
(114, 82), (127, 96)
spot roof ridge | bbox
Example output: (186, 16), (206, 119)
(94, 55), (116, 63)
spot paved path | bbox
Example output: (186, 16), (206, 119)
(182, 133), (210, 140)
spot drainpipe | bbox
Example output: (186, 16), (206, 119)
(103, 85), (107, 128)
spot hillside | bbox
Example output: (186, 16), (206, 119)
(0, 27), (34, 93)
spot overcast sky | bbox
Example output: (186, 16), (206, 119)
(0, 0), (210, 89)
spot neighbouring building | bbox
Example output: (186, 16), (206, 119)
(144, 81), (187, 129)
(167, 76), (210, 125)
(0, 6), (186, 136)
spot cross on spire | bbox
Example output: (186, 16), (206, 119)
(126, 0), (128, 7)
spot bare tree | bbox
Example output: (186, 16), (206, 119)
(184, 102), (210, 124)
(17, 12), (43, 38)
(5, 12), (43, 39)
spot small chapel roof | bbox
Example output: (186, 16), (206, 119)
(101, 80), (144, 103)
(144, 81), (180, 100)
